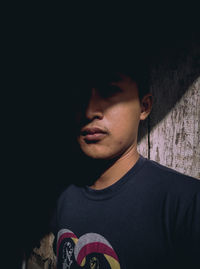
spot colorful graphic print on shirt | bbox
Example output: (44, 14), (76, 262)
(57, 229), (121, 269)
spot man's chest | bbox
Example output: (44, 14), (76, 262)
(56, 199), (173, 268)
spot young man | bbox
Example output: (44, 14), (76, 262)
(51, 63), (200, 269)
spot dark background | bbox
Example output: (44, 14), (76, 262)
(4, 4), (199, 267)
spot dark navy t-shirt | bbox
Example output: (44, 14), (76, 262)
(51, 156), (200, 268)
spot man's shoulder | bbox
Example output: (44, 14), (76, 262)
(145, 158), (199, 180)
(56, 183), (82, 205)
(142, 157), (200, 194)
(59, 183), (80, 196)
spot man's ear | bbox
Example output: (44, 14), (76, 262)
(140, 94), (153, 120)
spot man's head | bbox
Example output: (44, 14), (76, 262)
(73, 67), (153, 161)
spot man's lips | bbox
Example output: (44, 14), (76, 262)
(81, 127), (108, 141)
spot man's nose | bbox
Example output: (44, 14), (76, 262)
(85, 88), (103, 120)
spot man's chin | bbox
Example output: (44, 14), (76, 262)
(83, 152), (109, 160)
(81, 149), (120, 163)
(80, 146), (112, 160)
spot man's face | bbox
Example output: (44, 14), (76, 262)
(74, 73), (143, 160)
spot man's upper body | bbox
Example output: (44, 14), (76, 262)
(51, 68), (200, 268)
(51, 156), (200, 269)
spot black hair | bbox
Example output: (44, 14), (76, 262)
(71, 66), (150, 101)
(69, 50), (152, 100)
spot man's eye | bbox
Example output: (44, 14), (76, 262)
(98, 85), (122, 98)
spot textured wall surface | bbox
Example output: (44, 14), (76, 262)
(26, 233), (56, 269)
(26, 42), (200, 268)
(149, 78), (200, 178)
(138, 42), (200, 179)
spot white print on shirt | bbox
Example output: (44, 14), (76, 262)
(62, 241), (73, 269)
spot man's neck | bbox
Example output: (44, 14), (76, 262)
(89, 146), (140, 190)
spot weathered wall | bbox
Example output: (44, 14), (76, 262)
(138, 41), (200, 179)
(26, 234), (56, 269)
(26, 42), (200, 269)
(149, 78), (200, 178)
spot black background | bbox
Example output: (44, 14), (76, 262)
(3, 3), (199, 267)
